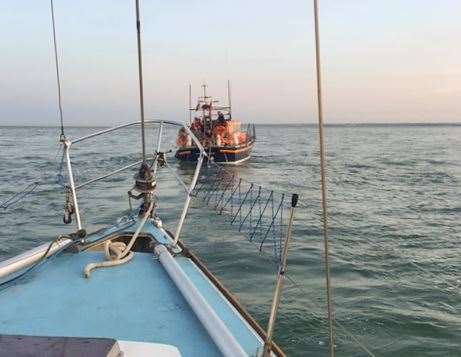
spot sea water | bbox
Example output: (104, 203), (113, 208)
(0, 124), (459, 356)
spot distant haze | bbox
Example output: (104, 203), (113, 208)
(1, 0), (460, 126)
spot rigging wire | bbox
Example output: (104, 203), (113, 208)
(284, 274), (377, 357)
(134, 0), (147, 162)
(312, 0), (335, 355)
(0, 182), (40, 210)
(0, 145), (67, 211)
(50, 0), (65, 141)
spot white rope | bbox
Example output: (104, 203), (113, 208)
(84, 241), (134, 278)
(84, 202), (154, 278)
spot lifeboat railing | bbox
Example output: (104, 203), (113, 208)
(61, 119), (206, 244)
(245, 123), (256, 143)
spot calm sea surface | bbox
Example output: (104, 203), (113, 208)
(0, 124), (460, 356)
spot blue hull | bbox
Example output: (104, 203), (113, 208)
(175, 141), (254, 165)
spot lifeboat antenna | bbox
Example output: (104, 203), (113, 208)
(227, 80), (232, 119)
(202, 83), (208, 98)
(313, 0), (336, 355)
(134, 0), (147, 162)
(188, 83), (192, 124)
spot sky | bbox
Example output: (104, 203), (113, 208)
(1, 0), (460, 126)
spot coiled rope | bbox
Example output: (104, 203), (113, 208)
(84, 202), (154, 278)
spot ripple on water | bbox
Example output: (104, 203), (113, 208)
(0, 124), (460, 356)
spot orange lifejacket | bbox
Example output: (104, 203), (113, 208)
(222, 134), (233, 146)
(238, 132), (247, 144)
(213, 124), (226, 136)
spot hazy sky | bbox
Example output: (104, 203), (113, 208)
(1, 0), (460, 126)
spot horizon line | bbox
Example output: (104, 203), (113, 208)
(1, 122), (460, 128)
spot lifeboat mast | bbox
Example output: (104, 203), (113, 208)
(191, 84), (233, 140)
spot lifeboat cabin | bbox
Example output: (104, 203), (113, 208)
(175, 84), (256, 165)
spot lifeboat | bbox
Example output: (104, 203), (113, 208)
(175, 84), (256, 165)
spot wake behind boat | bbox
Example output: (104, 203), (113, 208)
(175, 84), (256, 165)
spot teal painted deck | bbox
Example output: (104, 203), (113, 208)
(0, 248), (263, 356)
